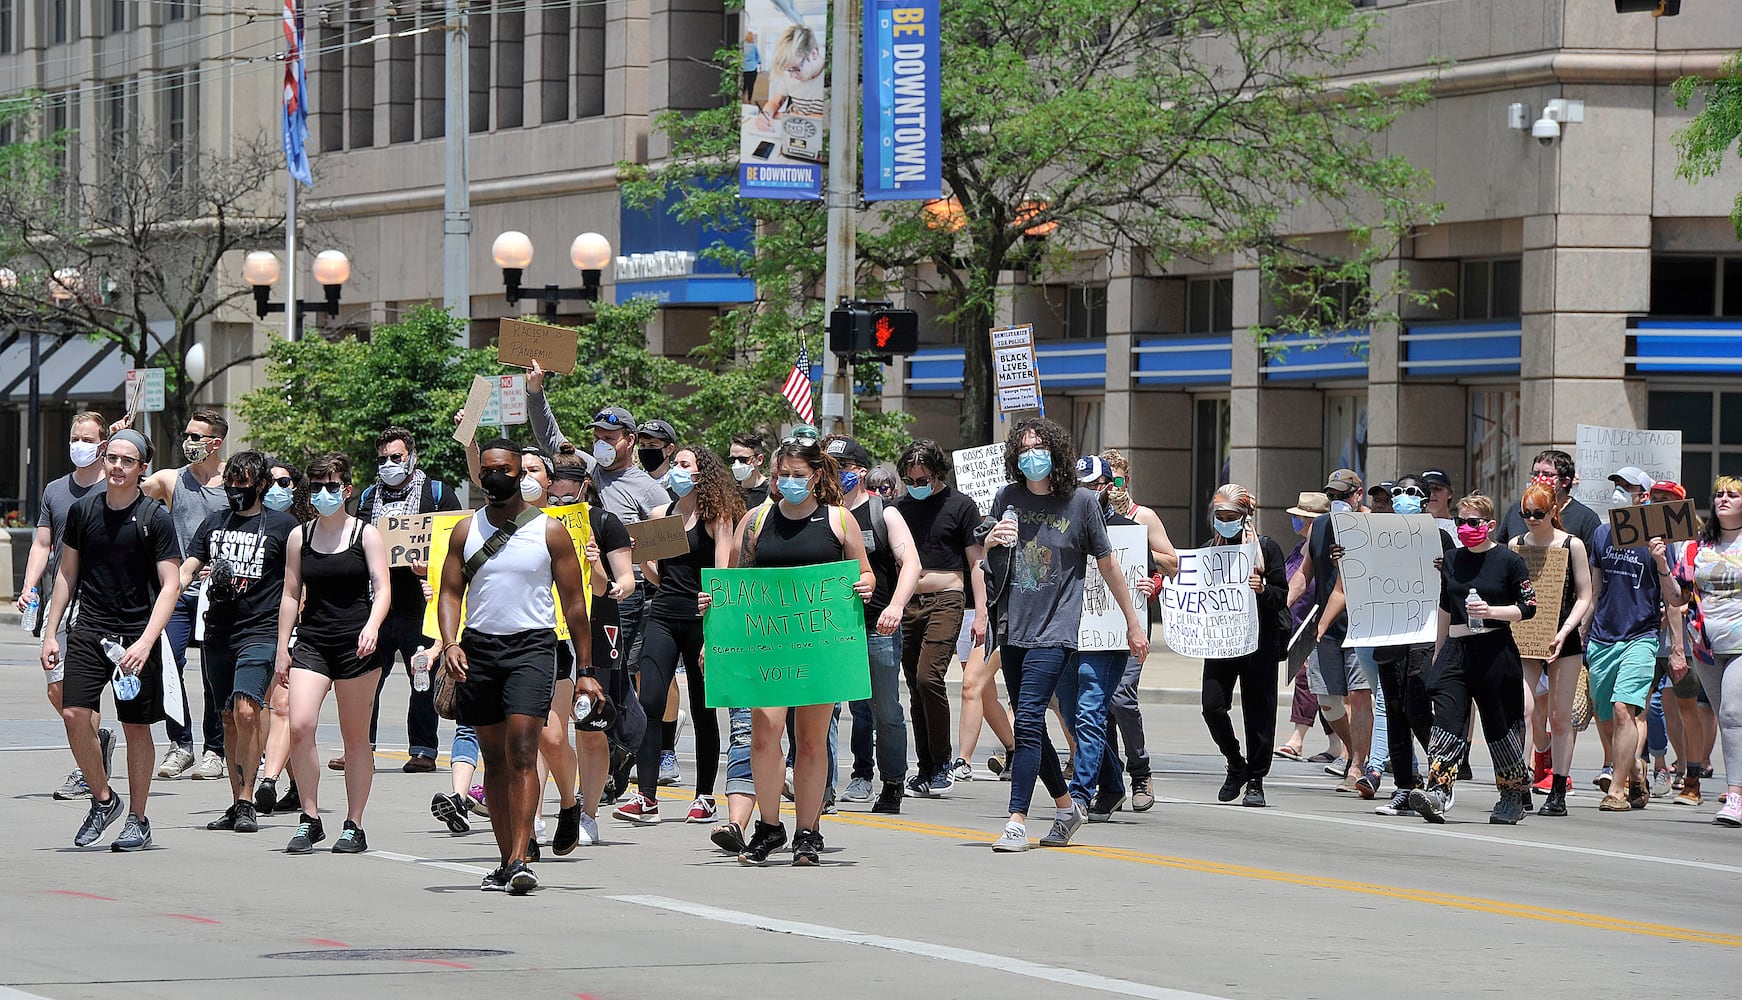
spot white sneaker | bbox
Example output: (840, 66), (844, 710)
(950, 757), (974, 782)
(577, 813), (599, 846)
(535, 817), (549, 845)
(991, 824), (1029, 852)
(190, 750), (225, 780)
(156, 746), (195, 778)
(841, 776), (875, 802)
(783, 765), (795, 801)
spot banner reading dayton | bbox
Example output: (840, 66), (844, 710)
(738, 0), (829, 200)
(862, 0), (941, 200)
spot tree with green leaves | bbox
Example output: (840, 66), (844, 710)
(1675, 52), (1742, 237)
(630, 0), (1437, 446)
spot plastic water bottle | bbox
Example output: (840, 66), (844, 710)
(20, 589), (39, 633)
(411, 646), (432, 692)
(101, 636), (127, 665)
(1001, 505), (1018, 525)
(1465, 589), (1486, 633)
(574, 694), (593, 720)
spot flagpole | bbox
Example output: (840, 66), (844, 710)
(286, 174), (298, 343)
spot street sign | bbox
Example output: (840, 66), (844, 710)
(479, 375), (527, 426)
(125, 368), (166, 413)
(990, 324), (1041, 414)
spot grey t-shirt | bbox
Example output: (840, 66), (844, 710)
(991, 483), (1112, 650)
(34, 472), (100, 611)
(595, 464), (672, 528)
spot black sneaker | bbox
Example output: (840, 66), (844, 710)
(553, 803), (583, 856)
(505, 860), (539, 894)
(480, 866), (509, 892)
(233, 800), (259, 834)
(1218, 765), (1245, 803)
(871, 780), (903, 814)
(75, 792), (125, 847)
(286, 814), (326, 854)
(206, 804), (238, 831)
(791, 827), (824, 866)
(525, 836), (541, 863)
(738, 820), (788, 866)
(276, 779), (301, 814)
(1088, 790), (1125, 822)
(1242, 780), (1267, 808)
(431, 793), (472, 834)
(332, 820), (368, 854)
(254, 778), (278, 815)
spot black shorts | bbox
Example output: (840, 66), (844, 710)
(203, 639), (277, 711)
(555, 637), (576, 684)
(61, 628), (167, 725)
(292, 635), (382, 681)
(455, 629), (558, 727)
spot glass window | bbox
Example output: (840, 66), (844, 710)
(110, 0), (124, 32)
(1065, 285), (1107, 340)
(1191, 397), (1231, 531)
(1186, 277), (1233, 334)
(1722, 259), (1742, 317)
(0, 0), (12, 54)
(1721, 392), (1742, 446)
(1324, 393), (1368, 483)
(1650, 256), (1717, 316)
(1649, 390), (1712, 445)
(52, 0), (67, 43)
(1468, 389), (1519, 504)
(1071, 397), (1104, 457)
(1460, 261), (1490, 319)
(1491, 258), (1521, 318)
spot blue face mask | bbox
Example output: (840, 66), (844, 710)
(907, 483), (933, 501)
(311, 488), (345, 517)
(1329, 499), (1352, 514)
(669, 467), (695, 498)
(839, 470), (862, 493)
(1018, 449), (1052, 482)
(1213, 517), (1244, 539)
(1391, 493), (1422, 515)
(263, 485), (295, 511)
(1291, 515), (1307, 534)
(777, 476), (812, 505)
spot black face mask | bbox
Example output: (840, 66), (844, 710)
(637, 447), (667, 473)
(481, 469), (522, 504)
(226, 485), (261, 512)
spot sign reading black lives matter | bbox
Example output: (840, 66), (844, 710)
(990, 324), (1042, 413)
(1162, 543), (1258, 658)
(1331, 512), (1442, 647)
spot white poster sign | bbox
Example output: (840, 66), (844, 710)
(1572, 423), (1681, 513)
(951, 443), (1006, 516)
(479, 375), (528, 426)
(990, 324), (1042, 414)
(1161, 542), (1257, 659)
(1330, 511), (1442, 647)
(1081, 525), (1152, 651)
(125, 368), (166, 413)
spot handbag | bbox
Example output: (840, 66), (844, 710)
(432, 655), (460, 721)
(1571, 664), (1594, 732)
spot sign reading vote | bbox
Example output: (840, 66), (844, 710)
(1330, 512), (1442, 647)
(701, 560), (870, 708)
(951, 442), (1006, 516)
(1162, 543), (1258, 659)
(1080, 525), (1152, 651)
(1608, 499), (1699, 548)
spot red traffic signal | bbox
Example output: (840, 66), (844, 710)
(829, 302), (919, 356)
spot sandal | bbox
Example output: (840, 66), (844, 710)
(1273, 745), (1303, 761)
(710, 821), (745, 853)
(1307, 751), (1337, 764)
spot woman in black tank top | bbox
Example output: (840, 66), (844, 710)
(699, 440), (873, 866)
(275, 453), (392, 854)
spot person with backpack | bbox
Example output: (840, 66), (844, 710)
(346, 426), (461, 773)
(39, 429), (182, 851)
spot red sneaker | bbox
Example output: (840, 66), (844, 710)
(611, 792), (660, 824)
(1531, 749), (1553, 791)
(686, 796), (718, 824)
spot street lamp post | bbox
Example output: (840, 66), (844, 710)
(6, 266), (83, 522)
(244, 249), (352, 333)
(492, 231), (613, 320)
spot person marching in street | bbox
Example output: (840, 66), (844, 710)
(637, 420), (691, 789)
(40, 428), (181, 851)
(730, 432), (772, 510)
(20, 411), (114, 800)
(1675, 476), (1742, 826)
(255, 459), (317, 818)
(179, 450), (299, 835)
(437, 440), (598, 893)
(275, 453), (392, 853)
(983, 418), (1150, 852)
(1277, 492), (1340, 764)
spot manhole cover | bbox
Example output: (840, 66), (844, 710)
(263, 948), (512, 961)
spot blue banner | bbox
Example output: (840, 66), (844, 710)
(862, 0), (941, 201)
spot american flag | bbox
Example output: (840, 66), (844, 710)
(781, 344), (816, 425)
(281, 0), (311, 186)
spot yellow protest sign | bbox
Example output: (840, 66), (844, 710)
(423, 505), (593, 641)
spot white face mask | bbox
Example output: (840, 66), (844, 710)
(69, 440), (100, 468)
(378, 461), (411, 488)
(519, 476), (545, 503)
(731, 461), (754, 482)
(592, 439), (618, 467)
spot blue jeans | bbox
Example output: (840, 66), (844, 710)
(1355, 647), (1390, 773)
(1647, 687), (1669, 759)
(849, 630), (908, 784)
(726, 707), (754, 796)
(1057, 650), (1124, 803)
(1002, 645), (1073, 816)
(451, 725), (479, 768)
(164, 588), (224, 756)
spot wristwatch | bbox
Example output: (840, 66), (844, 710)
(577, 666), (598, 679)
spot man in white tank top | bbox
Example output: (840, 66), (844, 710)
(437, 441), (598, 895)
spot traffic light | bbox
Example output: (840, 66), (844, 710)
(1615, 0), (1679, 14)
(828, 300), (919, 357)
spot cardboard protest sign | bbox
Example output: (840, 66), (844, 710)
(629, 514), (690, 562)
(1080, 525), (1151, 651)
(453, 375), (495, 445)
(991, 324), (1042, 414)
(1330, 512), (1441, 647)
(379, 513), (438, 568)
(1608, 499), (1699, 548)
(498, 317), (580, 374)
(1513, 544), (1569, 660)
(701, 560), (871, 708)
(1573, 424), (1681, 513)
(951, 442), (1007, 516)
(1161, 543), (1258, 658)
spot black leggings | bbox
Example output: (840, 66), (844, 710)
(1377, 645), (1435, 789)
(1201, 652), (1277, 780)
(637, 615), (719, 797)
(1422, 631), (1528, 795)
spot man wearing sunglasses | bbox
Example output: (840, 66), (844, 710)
(729, 433), (771, 509)
(1496, 449), (1602, 553)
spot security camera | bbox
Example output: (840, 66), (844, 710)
(1531, 115), (1561, 146)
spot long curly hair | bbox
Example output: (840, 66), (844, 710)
(773, 439), (844, 506)
(1520, 482), (1561, 531)
(270, 458), (319, 523)
(1003, 416), (1077, 497)
(678, 445), (746, 528)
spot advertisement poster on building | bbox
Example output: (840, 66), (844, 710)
(739, 0), (828, 200)
(991, 324), (1042, 415)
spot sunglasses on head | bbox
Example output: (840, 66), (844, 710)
(593, 411), (624, 425)
(1390, 485), (1425, 498)
(1521, 508), (1550, 521)
(1454, 516), (1487, 528)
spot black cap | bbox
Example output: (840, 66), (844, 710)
(825, 436), (873, 470)
(591, 407), (637, 433)
(640, 419), (677, 444)
(1420, 468), (1453, 490)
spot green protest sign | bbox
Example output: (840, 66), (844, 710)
(701, 560), (870, 709)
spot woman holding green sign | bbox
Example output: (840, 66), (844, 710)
(701, 438), (874, 866)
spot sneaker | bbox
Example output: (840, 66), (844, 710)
(1408, 787), (1448, 824)
(109, 812), (151, 852)
(467, 784), (489, 817)
(950, 757), (974, 782)
(1218, 767), (1245, 802)
(1652, 767), (1673, 799)
(822, 788), (838, 815)
(191, 750), (226, 780)
(986, 749), (1010, 777)
(535, 817), (549, 844)
(1532, 770), (1555, 794)
(207, 804), (238, 830)
(686, 796), (718, 824)
(1594, 766), (1613, 793)
(1242, 780), (1267, 808)
(432, 792), (473, 834)
(53, 768), (91, 801)
(332, 820), (368, 854)
(872, 780), (903, 814)
(658, 750), (681, 786)
(904, 774), (931, 798)
(1715, 792), (1742, 827)
(505, 860), (539, 894)
(1531, 748), (1552, 789)
(480, 866), (509, 892)
(991, 823), (1030, 853)
(232, 800), (259, 834)
(1323, 756), (1348, 777)
(553, 803), (583, 854)
(1088, 790), (1125, 822)
(1356, 767), (1383, 801)
(928, 767), (954, 797)
(97, 728), (115, 779)
(841, 776), (875, 802)
(1334, 770), (1360, 794)
(791, 827), (824, 867)
(156, 746), (195, 778)
(1131, 777), (1155, 812)
(286, 814), (326, 853)
(1457, 759), (1475, 782)
(611, 792), (660, 824)
(1039, 801), (1088, 847)
(1376, 788), (1416, 816)
(783, 766), (796, 801)
(526, 836), (541, 863)
(738, 820), (788, 865)
(254, 778), (279, 815)
(276, 780), (301, 814)
(578, 813), (599, 846)
(75, 792), (125, 847)
(1677, 777), (1704, 807)
(1489, 793), (1526, 825)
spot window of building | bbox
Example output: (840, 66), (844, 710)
(1458, 258), (1521, 320)
(164, 69), (199, 197)
(469, 4), (492, 133)
(540, 1), (570, 123)
(1186, 277), (1234, 334)
(1071, 397), (1104, 457)
(388, 33), (415, 143)
(1648, 256), (1742, 317)
(99, 80), (131, 220)
(495, 8), (525, 129)
(316, 22), (344, 151)
(575, 0), (606, 118)
(347, 17), (375, 148)
(420, 22), (445, 138)
(51, 0), (67, 43)
(110, 0), (124, 32)
(0, 0), (13, 53)
(1039, 284), (1107, 340)
(1648, 388), (1742, 502)
(1324, 392), (1367, 483)
(1468, 388), (1518, 505)
(168, 1), (188, 20)
(1191, 396), (1231, 530)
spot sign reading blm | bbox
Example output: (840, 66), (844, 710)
(701, 561), (870, 708)
(1608, 499), (1699, 548)
(1331, 512), (1442, 647)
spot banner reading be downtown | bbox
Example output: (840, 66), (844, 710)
(862, 0), (941, 201)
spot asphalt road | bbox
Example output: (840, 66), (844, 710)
(3, 627), (1740, 1000)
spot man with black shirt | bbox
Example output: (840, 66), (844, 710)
(730, 432), (771, 509)
(1496, 449), (1603, 550)
(350, 426), (462, 773)
(41, 429), (182, 851)
(180, 451), (299, 834)
(1289, 468), (1375, 793)
(637, 419), (679, 489)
